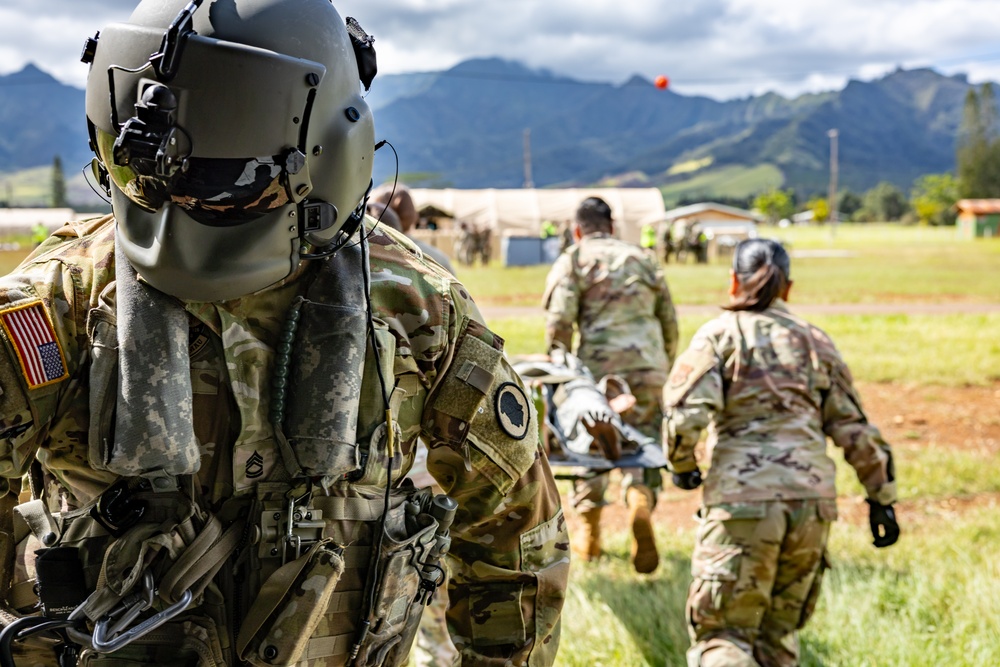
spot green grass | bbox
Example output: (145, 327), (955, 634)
(556, 504), (1000, 667)
(493, 312), (1000, 386)
(660, 163), (786, 205)
(458, 224), (1000, 307)
(835, 439), (1000, 501)
(0, 165), (111, 211)
(0, 166), (52, 206)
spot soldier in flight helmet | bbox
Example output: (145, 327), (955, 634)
(0, 1), (567, 665)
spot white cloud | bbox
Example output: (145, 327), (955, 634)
(3, 0), (1000, 99)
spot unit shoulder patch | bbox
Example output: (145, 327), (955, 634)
(0, 301), (68, 389)
(494, 382), (530, 440)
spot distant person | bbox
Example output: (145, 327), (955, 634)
(664, 238), (899, 667)
(662, 223), (676, 263)
(371, 183), (456, 273)
(543, 196), (679, 573)
(640, 222), (657, 252)
(541, 219), (558, 239)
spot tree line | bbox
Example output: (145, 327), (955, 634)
(750, 82), (1000, 226)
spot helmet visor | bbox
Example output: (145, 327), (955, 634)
(88, 25), (326, 225)
(95, 128), (290, 226)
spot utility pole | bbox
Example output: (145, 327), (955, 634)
(522, 128), (534, 189)
(827, 128), (839, 236)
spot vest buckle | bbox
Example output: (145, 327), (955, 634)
(89, 479), (148, 537)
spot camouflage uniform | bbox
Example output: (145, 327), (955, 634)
(663, 300), (896, 667)
(0, 215), (568, 666)
(543, 232), (678, 508)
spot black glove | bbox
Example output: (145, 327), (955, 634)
(866, 500), (900, 548)
(671, 469), (703, 491)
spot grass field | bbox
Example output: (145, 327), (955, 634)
(461, 224), (1000, 666)
(459, 224), (1000, 307)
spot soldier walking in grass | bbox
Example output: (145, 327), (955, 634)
(664, 238), (899, 667)
(543, 196), (679, 573)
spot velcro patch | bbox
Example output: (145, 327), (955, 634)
(0, 301), (68, 389)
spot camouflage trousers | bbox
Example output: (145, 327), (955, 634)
(686, 499), (833, 667)
(570, 370), (664, 512)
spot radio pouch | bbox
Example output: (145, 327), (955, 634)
(237, 539), (345, 667)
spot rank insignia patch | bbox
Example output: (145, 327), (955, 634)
(495, 382), (530, 440)
(0, 302), (68, 389)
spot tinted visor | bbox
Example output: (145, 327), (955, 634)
(96, 128), (290, 226)
(87, 25), (325, 226)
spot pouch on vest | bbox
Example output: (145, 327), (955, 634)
(352, 486), (456, 667)
(279, 241), (368, 478)
(86, 288), (119, 471)
(237, 539), (345, 667)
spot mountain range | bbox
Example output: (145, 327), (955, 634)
(0, 59), (980, 206)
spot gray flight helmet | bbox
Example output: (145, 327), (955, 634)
(84, 0), (375, 302)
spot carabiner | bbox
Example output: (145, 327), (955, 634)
(91, 589), (193, 653)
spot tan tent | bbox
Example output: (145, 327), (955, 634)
(407, 188), (665, 245)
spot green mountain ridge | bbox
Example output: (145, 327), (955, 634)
(0, 60), (983, 207)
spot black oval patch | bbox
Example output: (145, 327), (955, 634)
(494, 382), (530, 440)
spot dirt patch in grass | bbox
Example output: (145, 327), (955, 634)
(564, 382), (1000, 536)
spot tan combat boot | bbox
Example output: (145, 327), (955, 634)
(627, 485), (659, 574)
(572, 507), (603, 562)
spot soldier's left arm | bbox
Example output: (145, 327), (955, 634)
(819, 340), (896, 505)
(541, 253), (578, 353)
(424, 286), (569, 666)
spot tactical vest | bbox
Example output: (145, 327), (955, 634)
(6, 241), (461, 667)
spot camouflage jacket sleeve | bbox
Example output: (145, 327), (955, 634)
(815, 327), (897, 505)
(541, 251), (578, 353)
(425, 283), (569, 666)
(652, 266), (679, 364)
(661, 320), (727, 474)
(0, 219), (115, 486)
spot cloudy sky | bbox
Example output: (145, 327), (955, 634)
(3, 0), (1000, 100)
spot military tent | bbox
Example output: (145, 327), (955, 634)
(406, 188), (666, 245)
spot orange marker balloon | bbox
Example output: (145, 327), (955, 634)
(654, 74), (669, 90)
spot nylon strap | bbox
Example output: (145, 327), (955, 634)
(12, 499), (59, 544)
(159, 514), (245, 604)
(312, 496), (386, 522)
(305, 632), (355, 660)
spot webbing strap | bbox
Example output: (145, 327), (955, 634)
(305, 632), (355, 660)
(5, 581), (36, 612)
(325, 590), (363, 613)
(313, 496), (386, 521)
(159, 515), (245, 604)
(12, 499), (59, 544)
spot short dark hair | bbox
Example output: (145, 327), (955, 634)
(726, 238), (791, 311)
(576, 197), (613, 233)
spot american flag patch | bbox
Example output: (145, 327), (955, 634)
(0, 302), (68, 389)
